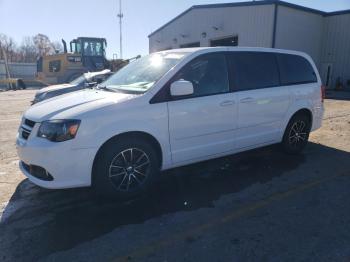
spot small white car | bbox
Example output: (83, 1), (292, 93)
(16, 47), (324, 198)
(32, 69), (113, 104)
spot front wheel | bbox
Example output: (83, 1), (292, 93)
(282, 114), (311, 154)
(93, 137), (160, 198)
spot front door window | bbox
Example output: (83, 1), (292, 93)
(174, 53), (229, 98)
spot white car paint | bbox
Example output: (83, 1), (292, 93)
(168, 92), (238, 163)
(16, 47), (324, 189)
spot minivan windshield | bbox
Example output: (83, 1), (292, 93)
(100, 52), (186, 93)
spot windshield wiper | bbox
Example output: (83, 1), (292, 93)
(96, 85), (115, 92)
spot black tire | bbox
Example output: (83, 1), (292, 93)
(18, 79), (26, 90)
(282, 113), (311, 154)
(93, 136), (160, 199)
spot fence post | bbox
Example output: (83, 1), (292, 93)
(1, 47), (12, 89)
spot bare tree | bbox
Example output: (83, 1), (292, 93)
(33, 34), (55, 57)
(19, 36), (37, 62)
(0, 34), (17, 62)
(0, 33), (64, 63)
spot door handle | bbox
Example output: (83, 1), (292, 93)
(240, 97), (254, 103)
(220, 100), (235, 107)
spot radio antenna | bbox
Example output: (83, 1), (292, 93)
(117, 0), (124, 58)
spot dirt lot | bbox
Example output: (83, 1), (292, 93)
(0, 90), (350, 261)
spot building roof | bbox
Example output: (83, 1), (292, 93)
(148, 0), (350, 38)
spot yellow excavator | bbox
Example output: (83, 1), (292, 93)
(1, 37), (139, 89)
(36, 37), (140, 85)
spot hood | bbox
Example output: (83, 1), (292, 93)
(37, 83), (75, 94)
(25, 89), (136, 122)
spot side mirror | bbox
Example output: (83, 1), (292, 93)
(170, 80), (194, 97)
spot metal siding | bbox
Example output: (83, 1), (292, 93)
(321, 13), (350, 88)
(0, 61), (36, 79)
(149, 2), (350, 91)
(274, 6), (324, 67)
(149, 5), (275, 53)
(0, 63), (5, 79)
(148, 0), (327, 38)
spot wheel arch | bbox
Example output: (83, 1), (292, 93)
(280, 107), (313, 141)
(281, 108), (313, 154)
(92, 131), (163, 183)
(290, 108), (313, 127)
(289, 108), (313, 123)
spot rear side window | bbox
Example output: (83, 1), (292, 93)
(277, 54), (317, 85)
(228, 52), (279, 91)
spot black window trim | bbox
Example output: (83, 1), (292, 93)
(229, 51), (318, 91)
(276, 53), (318, 87)
(150, 52), (233, 104)
(149, 51), (318, 104)
(228, 51), (281, 92)
(278, 79), (318, 87)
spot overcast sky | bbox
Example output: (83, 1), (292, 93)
(1, 0), (349, 59)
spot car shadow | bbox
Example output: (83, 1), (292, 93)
(1, 142), (348, 261)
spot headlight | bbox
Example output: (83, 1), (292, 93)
(37, 120), (81, 142)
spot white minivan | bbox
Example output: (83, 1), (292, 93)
(17, 47), (324, 197)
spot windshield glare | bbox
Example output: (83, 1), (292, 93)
(101, 52), (186, 93)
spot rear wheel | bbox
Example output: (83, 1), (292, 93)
(282, 114), (311, 154)
(93, 137), (160, 198)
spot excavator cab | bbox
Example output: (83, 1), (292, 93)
(37, 37), (109, 85)
(70, 37), (107, 56)
(70, 37), (108, 71)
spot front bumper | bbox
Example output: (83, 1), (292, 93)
(16, 131), (97, 189)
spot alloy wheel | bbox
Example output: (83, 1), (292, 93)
(109, 148), (150, 192)
(288, 120), (308, 147)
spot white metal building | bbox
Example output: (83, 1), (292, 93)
(0, 60), (36, 80)
(148, 0), (350, 89)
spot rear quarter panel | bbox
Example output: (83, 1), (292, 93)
(275, 51), (323, 140)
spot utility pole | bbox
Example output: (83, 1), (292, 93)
(117, 0), (124, 59)
(1, 46), (11, 90)
(1, 47), (11, 79)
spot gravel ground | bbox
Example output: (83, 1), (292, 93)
(0, 90), (350, 262)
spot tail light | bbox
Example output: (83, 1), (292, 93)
(321, 85), (326, 103)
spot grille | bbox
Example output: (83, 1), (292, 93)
(21, 161), (54, 181)
(24, 119), (35, 128)
(22, 127), (31, 140)
(20, 118), (36, 140)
